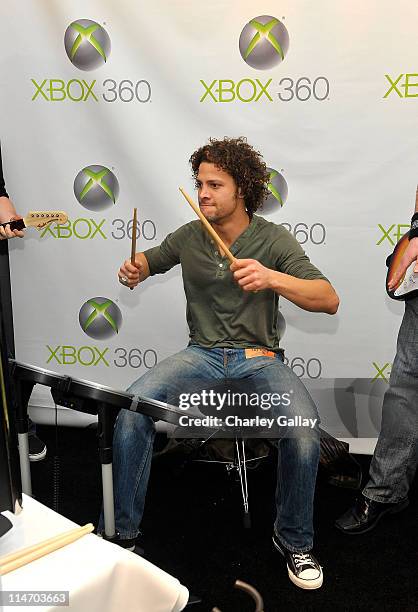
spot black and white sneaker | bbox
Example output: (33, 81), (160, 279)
(97, 531), (144, 555)
(28, 433), (47, 462)
(272, 532), (323, 590)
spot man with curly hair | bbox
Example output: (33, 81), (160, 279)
(108, 137), (339, 590)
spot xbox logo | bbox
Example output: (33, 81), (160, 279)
(74, 165), (119, 211)
(64, 19), (111, 71)
(239, 16), (289, 70)
(263, 168), (288, 214)
(79, 297), (122, 340)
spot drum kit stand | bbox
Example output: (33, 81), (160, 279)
(9, 359), (191, 541)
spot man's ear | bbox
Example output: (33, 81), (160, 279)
(237, 187), (244, 199)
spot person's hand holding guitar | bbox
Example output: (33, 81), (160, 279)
(388, 186), (418, 292)
(0, 211), (67, 241)
(0, 214), (25, 240)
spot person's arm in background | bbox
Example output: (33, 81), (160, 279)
(388, 186), (418, 289)
(0, 145), (24, 240)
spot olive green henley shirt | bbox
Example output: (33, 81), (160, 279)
(143, 215), (328, 352)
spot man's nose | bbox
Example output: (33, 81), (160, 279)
(199, 185), (210, 199)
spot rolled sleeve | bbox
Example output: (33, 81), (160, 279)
(274, 232), (329, 282)
(143, 224), (190, 275)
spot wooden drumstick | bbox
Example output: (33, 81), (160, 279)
(179, 187), (236, 264)
(130, 208), (137, 290)
(0, 524), (94, 576)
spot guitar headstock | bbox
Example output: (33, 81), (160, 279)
(24, 211), (68, 230)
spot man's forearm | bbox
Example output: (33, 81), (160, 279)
(269, 272), (339, 314)
(0, 195), (17, 223)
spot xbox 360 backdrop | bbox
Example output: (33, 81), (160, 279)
(0, 1), (417, 452)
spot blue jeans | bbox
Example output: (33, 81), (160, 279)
(364, 296), (418, 503)
(101, 346), (320, 552)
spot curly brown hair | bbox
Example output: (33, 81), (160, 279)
(189, 137), (270, 216)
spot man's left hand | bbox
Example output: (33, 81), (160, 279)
(230, 258), (273, 292)
(0, 215), (25, 240)
(388, 237), (418, 290)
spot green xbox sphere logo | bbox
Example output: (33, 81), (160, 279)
(64, 19), (111, 71)
(239, 16), (289, 70)
(79, 297), (122, 340)
(74, 165), (119, 211)
(264, 168), (288, 214)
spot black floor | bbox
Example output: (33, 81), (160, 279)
(30, 425), (418, 612)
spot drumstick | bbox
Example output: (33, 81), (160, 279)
(130, 207), (137, 290)
(0, 525), (91, 566)
(179, 187), (236, 264)
(0, 523), (94, 576)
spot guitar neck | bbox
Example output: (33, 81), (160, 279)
(0, 212), (68, 232)
(0, 219), (26, 231)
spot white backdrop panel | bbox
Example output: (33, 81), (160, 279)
(0, 1), (416, 448)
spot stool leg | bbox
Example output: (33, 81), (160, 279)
(235, 438), (251, 528)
